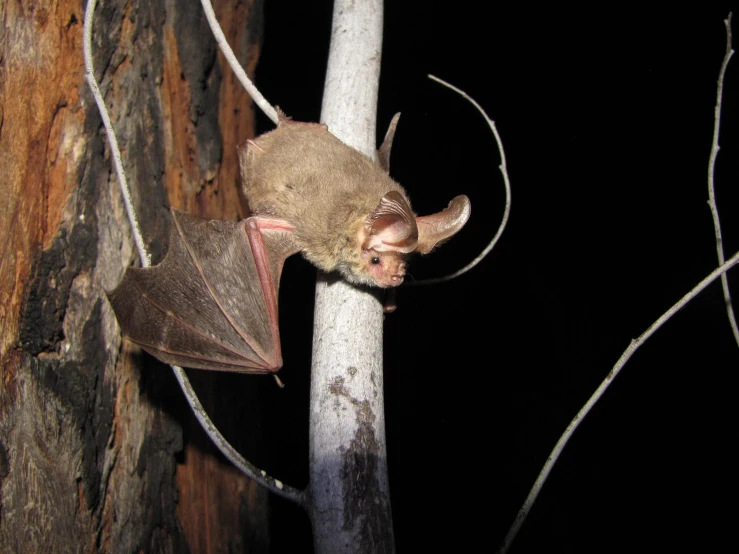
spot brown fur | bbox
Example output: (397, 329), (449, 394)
(240, 120), (409, 285)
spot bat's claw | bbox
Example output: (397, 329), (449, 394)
(383, 288), (397, 313)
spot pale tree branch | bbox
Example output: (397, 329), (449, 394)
(310, 0), (395, 552)
(707, 13), (738, 347)
(84, 0), (305, 506)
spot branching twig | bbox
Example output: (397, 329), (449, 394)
(200, 0), (279, 125)
(707, 13), (738, 347)
(498, 16), (738, 552)
(84, 0), (304, 506)
(170, 365), (306, 506)
(410, 74), (511, 286)
(497, 249), (739, 554)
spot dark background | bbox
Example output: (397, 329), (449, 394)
(209, 3), (739, 552)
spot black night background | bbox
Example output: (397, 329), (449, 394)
(189, 3), (739, 552)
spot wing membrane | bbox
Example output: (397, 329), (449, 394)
(108, 209), (295, 373)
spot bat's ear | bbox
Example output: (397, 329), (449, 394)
(415, 195), (471, 254)
(363, 190), (418, 253)
(377, 113), (401, 173)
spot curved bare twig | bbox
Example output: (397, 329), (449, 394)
(499, 17), (738, 551)
(707, 13), (738, 347)
(170, 365), (306, 505)
(84, 0), (305, 507)
(409, 75), (512, 286)
(498, 250), (739, 553)
(83, 0), (149, 268)
(200, 0), (279, 125)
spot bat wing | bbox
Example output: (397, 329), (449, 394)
(108, 209), (297, 373)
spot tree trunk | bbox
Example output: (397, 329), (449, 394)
(0, 1), (268, 552)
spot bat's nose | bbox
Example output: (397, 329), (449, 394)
(390, 273), (404, 285)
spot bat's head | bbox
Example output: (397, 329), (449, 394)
(358, 248), (408, 287)
(353, 191), (471, 288)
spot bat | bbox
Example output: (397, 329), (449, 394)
(108, 111), (471, 373)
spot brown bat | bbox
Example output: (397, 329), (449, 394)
(108, 112), (471, 373)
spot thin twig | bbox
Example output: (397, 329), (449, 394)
(84, 0), (305, 506)
(171, 365), (307, 506)
(497, 249), (739, 554)
(410, 75), (512, 286)
(707, 13), (738, 347)
(83, 0), (149, 268)
(200, 0), (279, 125)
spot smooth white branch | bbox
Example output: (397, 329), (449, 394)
(310, 0), (395, 553)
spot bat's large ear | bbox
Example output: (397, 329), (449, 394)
(415, 195), (471, 254)
(377, 113), (401, 173)
(363, 190), (418, 253)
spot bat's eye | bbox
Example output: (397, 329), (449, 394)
(371, 257), (381, 265)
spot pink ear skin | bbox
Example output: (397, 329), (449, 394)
(415, 195), (471, 254)
(359, 190), (417, 287)
(359, 193), (472, 287)
(364, 191), (418, 253)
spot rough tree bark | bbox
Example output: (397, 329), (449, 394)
(0, 1), (268, 552)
